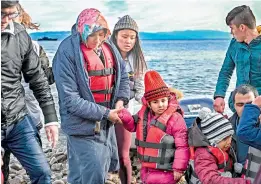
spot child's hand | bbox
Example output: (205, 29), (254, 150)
(173, 171), (183, 181)
(117, 108), (133, 124)
(118, 108), (130, 118)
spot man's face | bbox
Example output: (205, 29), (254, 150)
(234, 92), (255, 117)
(1, 6), (19, 31)
(229, 24), (246, 42)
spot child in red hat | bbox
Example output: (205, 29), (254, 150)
(118, 70), (189, 184)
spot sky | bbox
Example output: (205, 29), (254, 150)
(20, 0), (261, 33)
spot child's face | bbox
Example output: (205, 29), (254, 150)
(148, 97), (169, 116)
(217, 135), (232, 151)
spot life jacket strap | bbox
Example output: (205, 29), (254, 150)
(88, 68), (114, 76)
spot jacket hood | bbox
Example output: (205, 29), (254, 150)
(76, 8), (110, 43)
(188, 117), (210, 147)
(1, 21), (25, 35)
(71, 23), (77, 35)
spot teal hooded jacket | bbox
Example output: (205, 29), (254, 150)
(214, 36), (261, 111)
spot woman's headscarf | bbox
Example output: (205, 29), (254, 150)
(76, 8), (110, 43)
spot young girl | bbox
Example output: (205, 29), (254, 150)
(188, 107), (251, 184)
(118, 70), (189, 184)
(111, 15), (147, 184)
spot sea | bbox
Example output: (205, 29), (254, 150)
(38, 40), (236, 144)
(39, 39), (236, 145)
(42, 39), (235, 113)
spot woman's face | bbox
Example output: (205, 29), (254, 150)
(86, 29), (106, 50)
(116, 29), (136, 54)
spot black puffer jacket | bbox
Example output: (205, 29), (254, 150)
(1, 22), (58, 127)
(38, 44), (55, 85)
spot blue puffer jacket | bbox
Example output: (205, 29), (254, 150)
(237, 104), (261, 150)
(52, 31), (130, 136)
(214, 36), (261, 110)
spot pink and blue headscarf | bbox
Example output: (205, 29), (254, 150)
(76, 8), (110, 43)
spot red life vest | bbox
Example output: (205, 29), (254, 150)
(135, 98), (180, 170)
(189, 146), (233, 184)
(80, 42), (115, 107)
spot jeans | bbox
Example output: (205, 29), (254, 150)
(1, 115), (51, 184)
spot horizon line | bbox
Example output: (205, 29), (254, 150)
(30, 29), (230, 34)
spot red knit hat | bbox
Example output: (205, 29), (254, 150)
(144, 70), (170, 101)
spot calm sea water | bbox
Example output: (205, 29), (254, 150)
(41, 39), (236, 117)
(40, 39), (236, 145)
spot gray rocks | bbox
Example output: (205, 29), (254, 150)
(7, 130), (141, 184)
(53, 180), (65, 184)
(10, 163), (22, 170)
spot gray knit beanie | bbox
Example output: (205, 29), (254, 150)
(198, 107), (234, 145)
(113, 15), (139, 33)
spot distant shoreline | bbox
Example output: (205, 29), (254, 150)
(30, 30), (231, 41)
(140, 39), (231, 41)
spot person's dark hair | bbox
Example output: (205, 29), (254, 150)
(1, 1), (19, 9)
(111, 30), (147, 76)
(226, 5), (256, 29)
(232, 84), (259, 103)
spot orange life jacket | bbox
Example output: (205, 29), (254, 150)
(81, 42), (115, 107)
(135, 103), (178, 170)
(189, 146), (233, 184)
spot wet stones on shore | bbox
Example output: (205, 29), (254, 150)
(7, 138), (141, 184)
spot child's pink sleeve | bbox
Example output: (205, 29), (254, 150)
(169, 113), (190, 173)
(195, 148), (250, 184)
(118, 108), (138, 132)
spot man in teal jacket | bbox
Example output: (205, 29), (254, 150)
(214, 5), (261, 113)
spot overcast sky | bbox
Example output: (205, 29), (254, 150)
(20, 0), (261, 33)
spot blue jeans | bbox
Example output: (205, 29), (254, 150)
(1, 115), (51, 184)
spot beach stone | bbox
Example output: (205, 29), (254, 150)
(61, 176), (67, 183)
(16, 169), (26, 175)
(51, 163), (63, 171)
(53, 180), (65, 184)
(50, 157), (58, 165)
(62, 168), (68, 175)
(23, 175), (30, 183)
(56, 154), (67, 162)
(9, 173), (16, 178)
(44, 148), (52, 153)
(10, 163), (22, 171)
(54, 172), (63, 180)
(105, 180), (115, 184)
(8, 175), (24, 184)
